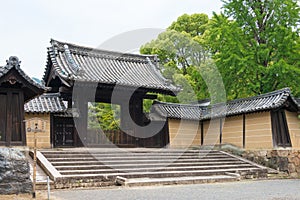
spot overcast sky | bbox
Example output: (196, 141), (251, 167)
(0, 0), (222, 78)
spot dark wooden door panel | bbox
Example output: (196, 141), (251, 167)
(54, 118), (75, 147)
(0, 93), (7, 142)
(11, 93), (22, 141)
(0, 91), (24, 146)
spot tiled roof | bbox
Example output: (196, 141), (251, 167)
(151, 102), (205, 120)
(0, 56), (46, 101)
(53, 108), (80, 118)
(43, 39), (180, 95)
(151, 88), (300, 120)
(0, 57), (44, 89)
(24, 93), (67, 113)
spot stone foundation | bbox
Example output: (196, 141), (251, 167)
(242, 150), (300, 178)
(0, 148), (32, 194)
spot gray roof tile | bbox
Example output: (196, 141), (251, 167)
(43, 39), (180, 94)
(0, 56), (46, 102)
(152, 88), (300, 120)
(151, 102), (205, 120)
(24, 93), (67, 113)
(0, 56), (46, 91)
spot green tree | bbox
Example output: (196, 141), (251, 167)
(140, 30), (212, 103)
(206, 0), (300, 98)
(141, 30), (208, 75)
(140, 14), (212, 103)
(88, 103), (120, 131)
(168, 13), (209, 37)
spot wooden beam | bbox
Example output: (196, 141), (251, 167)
(143, 94), (158, 100)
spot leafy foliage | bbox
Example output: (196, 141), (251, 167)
(206, 0), (300, 98)
(140, 14), (213, 103)
(168, 13), (209, 37)
(88, 103), (120, 131)
(141, 1), (300, 101)
(141, 30), (209, 75)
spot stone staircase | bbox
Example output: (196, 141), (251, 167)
(37, 148), (268, 188)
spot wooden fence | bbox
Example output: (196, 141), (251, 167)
(86, 128), (167, 148)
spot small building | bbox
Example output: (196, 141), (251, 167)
(24, 93), (68, 148)
(0, 57), (45, 146)
(151, 88), (300, 149)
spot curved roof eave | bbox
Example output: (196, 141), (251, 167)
(43, 39), (180, 94)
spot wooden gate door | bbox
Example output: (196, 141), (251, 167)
(0, 90), (25, 146)
(53, 117), (75, 147)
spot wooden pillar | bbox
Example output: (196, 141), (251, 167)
(20, 91), (26, 146)
(67, 99), (72, 108)
(0, 93), (7, 145)
(120, 102), (129, 130)
(219, 118), (223, 145)
(130, 94), (145, 145)
(74, 94), (88, 147)
(129, 95), (143, 127)
(125, 92), (144, 147)
(200, 121), (204, 145)
(164, 120), (170, 147)
(50, 114), (54, 148)
(6, 92), (12, 146)
(243, 114), (246, 148)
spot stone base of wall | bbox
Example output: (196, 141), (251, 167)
(0, 148), (32, 194)
(242, 150), (300, 178)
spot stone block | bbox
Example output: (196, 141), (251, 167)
(291, 150), (299, 156)
(256, 150), (267, 157)
(290, 172), (299, 178)
(270, 150), (279, 157)
(266, 150), (273, 158)
(288, 163), (296, 173)
(277, 150), (290, 157)
(0, 148), (32, 195)
(290, 157), (300, 166)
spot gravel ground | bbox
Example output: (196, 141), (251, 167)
(49, 179), (300, 200)
(0, 191), (58, 200)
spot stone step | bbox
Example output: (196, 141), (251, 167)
(60, 167), (263, 179)
(46, 157), (98, 162)
(50, 158), (240, 166)
(44, 153), (224, 158)
(58, 164), (255, 175)
(42, 152), (225, 158)
(41, 150), (225, 155)
(40, 149), (220, 154)
(37, 149), (268, 189)
(116, 174), (239, 187)
(54, 161), (247, 170)
(45, 155), (231, 162)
